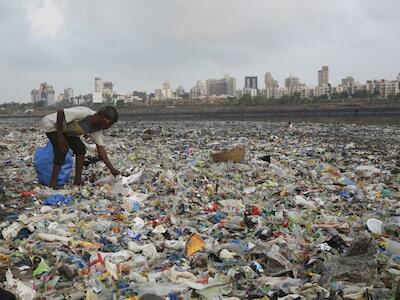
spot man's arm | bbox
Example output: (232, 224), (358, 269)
(56, 110), (68, 152)
(96, 145), (120, 176)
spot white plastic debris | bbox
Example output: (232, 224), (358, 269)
(104, 258), (119, 280)
(152, 224), (167, 234)
(5, 269), (36, 300)
(2, 222), (22, 241)
(367, 218), (384, 235)
(219, 249), (237, 260)
(128, 242), (158, 259)
(37, 233), (72, 243)
(294, 195), (316, 208)
(356, 165), (381, 177)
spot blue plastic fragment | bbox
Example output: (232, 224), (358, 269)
(116, 281), (129, 289)
(131, 201), (141, 212)
(339, 191), (351, 198)
(169, 252), (184, 261)
(251, 261), (264, 272)
(167, 292), (179, 300)
(212, 212), (226, 224)
(70, 255), (87, 268)
(124, 230), (142, 241)
(175, 228), (184, 237)
(231, 239), (249, 251)
(343, 178), (356, 186)
(43, 194), (74, 206)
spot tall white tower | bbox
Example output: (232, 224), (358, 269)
(95, 77), (104, 93)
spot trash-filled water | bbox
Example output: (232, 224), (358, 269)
(0, 120), (400, 299)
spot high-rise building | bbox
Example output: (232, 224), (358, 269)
(314, 85), (330, 98)
(205, 75), (236, 97)
(161, 81), (173, 99)
(284, 75), (301, 89)
(47, 86), (55, 106)
(64, 88), (73, 101)
(175, 86), (185, 97)
(224, 74), (236, 96)
(318, 66), (329, 86)
(190, 81), (206, 99)
(154, 89), (162, 100)
(206, 79), (227, 96)
(162, 89), (173, 99)
(103, 82), (113, 94)
(397, 73), (400, 81)
(35, 82), (55, 106)
(341, 76), (355, 87)
(265, 72), (278, 89)
(95, 77), (103, 93)
(162, 81), (171, 90)
(264, 88), (281, 99)
(379, 80), (400, 98)
(245, 76), (258, 89)
(243, 87), (258, 98)
(31, 89), (40, 104)
(39, 82), (48, 105)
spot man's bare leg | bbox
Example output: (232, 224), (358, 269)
(49, 164), (62, 187)
(73, 154), (85, 186)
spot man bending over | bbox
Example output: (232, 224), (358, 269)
(41, 106), (121, 187)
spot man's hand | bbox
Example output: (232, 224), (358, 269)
(57, 133), (68, 152)
(96, 145), (121, 177)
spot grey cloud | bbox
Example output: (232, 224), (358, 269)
(0, 0), (399, 102)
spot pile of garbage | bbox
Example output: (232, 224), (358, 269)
(0, 120), (400, 299)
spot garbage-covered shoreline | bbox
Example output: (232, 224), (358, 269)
(1, 120), (400, 299)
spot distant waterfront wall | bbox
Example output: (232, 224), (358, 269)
(1, 99), (400, 122)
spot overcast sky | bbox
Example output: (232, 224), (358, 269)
(1, 0), (399, 102)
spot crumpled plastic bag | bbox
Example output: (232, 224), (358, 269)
(197, 280), (233, 300)
(112, 168), (144, 195)
(128, 242), (158, 260)
(122, 192), (149, 212)
(257, 276), (302, 291)
(168, 267), (198, 284)
(32, 259), (50, 277)
(5, 269), (36, 300)
(185, 233), (205, 257)
(43, 194), (74, 206)
(2, 222), (22, 241)
(266, 250), (297, 277)
(104, 258), (119, 280)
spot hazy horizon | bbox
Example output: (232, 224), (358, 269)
(1, 0), (399, 103)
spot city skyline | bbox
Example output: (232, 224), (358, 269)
(28, 66), (400, 95)
(1, 0), (400, 102)
(29, 69), (400, 106)
(16, 67), (400, 104)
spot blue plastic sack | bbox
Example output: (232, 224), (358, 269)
(34, 142), (73, 186)
(43, 194), (74, 206)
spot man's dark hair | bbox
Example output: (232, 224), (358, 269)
(98, 106), (118, 123)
